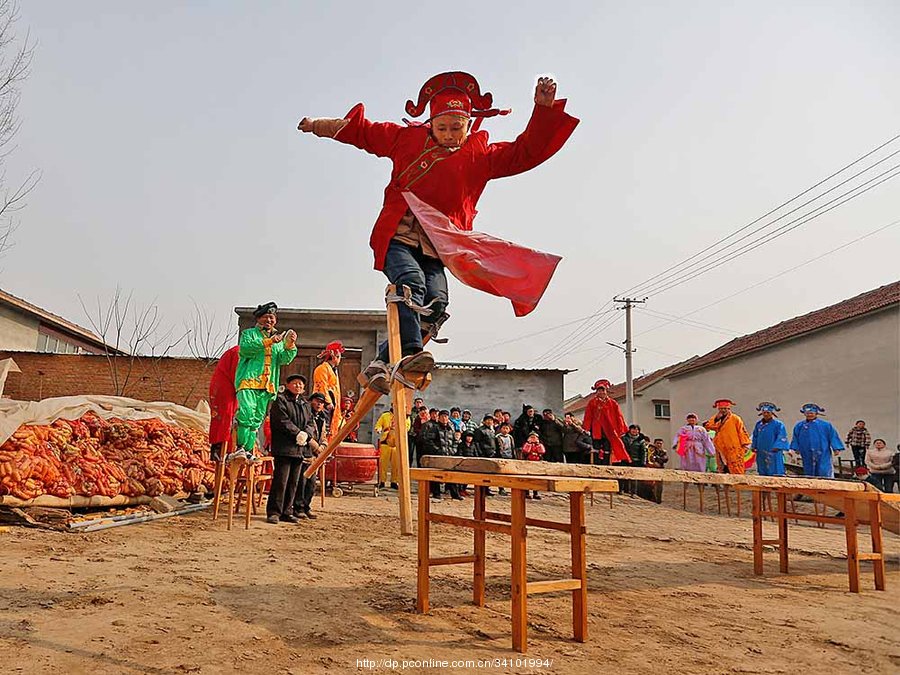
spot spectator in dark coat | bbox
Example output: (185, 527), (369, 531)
(421, 409), (459, 500)
(513, 404), (543, 448)
(293, 391), (328, 519)
(266, 375), (318, 524)
(562, 412), (592, 463)
(621, 424), (650, 496)
(541, 409), (566, 462)
(473, 414), (498, 458)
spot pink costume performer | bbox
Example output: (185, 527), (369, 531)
(674, 414), (715, 472)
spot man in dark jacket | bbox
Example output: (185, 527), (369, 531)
(562, 413), (592, 463)
(513, 404), (543, 449)
(266, 375), (318, 524)
(294, 391), (329, 519)
(473, 414), (498, 458)
(540, 409), (565, 462)
(421, 409), (459, 500)
(621, 424), (649, 496)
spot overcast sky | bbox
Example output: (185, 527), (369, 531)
(1, 1), (898, 397)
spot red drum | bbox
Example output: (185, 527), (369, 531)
(324, 442), (378, 485)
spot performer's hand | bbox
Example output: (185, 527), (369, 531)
(271, 332), (284, 343)
(284, 329), (297, 346)
(534, 77), (557, 107)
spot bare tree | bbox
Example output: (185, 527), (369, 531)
(0, 0), (38, 257)
(78, 287), (188, 398)
(179, 301), (238, 405)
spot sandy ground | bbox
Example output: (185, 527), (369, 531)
(0, 485), (897, 675)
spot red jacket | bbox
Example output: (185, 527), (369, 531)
(333, 101), (579, 316)
(208, 345), (239, 445)
(582, 395), (630, 464)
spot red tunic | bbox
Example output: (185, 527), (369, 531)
(581, 395), (630, 464)
(208, 345), (239, 445)
(333, 100), (579, 316)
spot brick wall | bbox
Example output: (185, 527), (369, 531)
(0, 351), (217, 408)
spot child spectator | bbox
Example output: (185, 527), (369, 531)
(867, 438), (896, 493)
(495, 422), (516, 495)
(522, 431), (546, 500)
(456, 430), (477, 498)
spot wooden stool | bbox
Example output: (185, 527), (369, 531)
(234, 456), (274, 514)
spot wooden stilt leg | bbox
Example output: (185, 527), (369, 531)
(473, 486), (486, 607)
(843, 497), (860, 593)
(244, 464), (254, 530)
(752, 490), (763, 575)
(416, 480), (431, 613)
(682, 483), (687, 510)
(212, 458), (226, 521)
(570, 491), (587, 642)
(304, 386), (383, 478)
(226, 458), (242, 532)
(511, 488), (528, 653)
(869, 499), (885, 591)
(385, 285), (414, 536)
(777, 492), (788, 573)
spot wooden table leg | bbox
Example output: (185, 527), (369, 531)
(511, 488), (528, 653)
(698, 484), (705, 513)
(244, 463), (255, 530)
(417, 480), (431, 613)
(724, 486), (732, 517)
(736, 488), (742, 518)
(716, 485), (722, 514)
(473, 486), (486, 607)
(682, 483), (687, 510)
(869, 499), (885, 591)
(570, 491), (587, 642)
(212, 459), (225, 521)
(843, 496), (860, 593)
(751, 490), (763, 575)
(776, 492), (789, 573)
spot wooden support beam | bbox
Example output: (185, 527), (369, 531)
(482, 510), (571, 533)
(570, 491), (588, 643)
(869, 500), (886, 591)
(526, 579), (583, 594)
(473, 486), (486, 607)
(752, 491), (763, 575)
(428, 512), (512, 535)
(777, 492), (789, 573)
(857, 553), (884, 562)
(430, 555), (477, 566)
(416, 480), (430, 613)
(844, 496), (860, 593)
(510, 488), (528, 653)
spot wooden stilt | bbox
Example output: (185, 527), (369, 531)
(777, 492), (789, 573)
(225, 457), (244, 531)
(385, 285), (414, 536)
(869, 500), (886, 591)
(473, 486), (486, 607)
(244, 463), (255, 530)
(751, 490), (763, 575)
(304, 386), (382, 478)
(211, 436), (231, 521)
(570, 492), (587, 642)
(844, 496), (860, 593)
(416, 480), (431, 613)
(511, 488), (528, 653)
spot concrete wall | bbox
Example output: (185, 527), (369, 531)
(422, 367), (566, 424)
(0, 305), (39, 351)
(669, 307), (900, 462)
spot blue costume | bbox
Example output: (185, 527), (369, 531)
(789, 404), (844, 478)
(753, 421), (789, 476)
(752, 402), (789, 476)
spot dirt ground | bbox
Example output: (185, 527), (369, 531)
(0, 485), (897, 675)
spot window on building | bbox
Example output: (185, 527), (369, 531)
(653, 400), (671, 419)
(36, 333), (49, 352)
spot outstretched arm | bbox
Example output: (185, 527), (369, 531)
(297, 103), (403, 158)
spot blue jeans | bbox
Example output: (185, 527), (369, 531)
(377, 240), (448, 362)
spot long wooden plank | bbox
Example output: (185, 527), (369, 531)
(410, 468), (617, 493)
(420, 456), (866, 492)
(814, 488), (900, 535)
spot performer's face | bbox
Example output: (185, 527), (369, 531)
(431, 114), (469, 148)
(257, 313), (276, 332)
(805, 412), (817, 422)
(761, 411), (774, 422)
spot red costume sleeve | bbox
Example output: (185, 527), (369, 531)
(208, 346), (240, 445)
(332, 103), (404, 158)
(485, 100), (579, 179)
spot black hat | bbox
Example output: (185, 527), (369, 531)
(309, 392), (327, 402)
(286, 374), (306, 384)
(482, 413), (495, 422)
(253, 302), (278, 318)
(438, 409), (450, 416)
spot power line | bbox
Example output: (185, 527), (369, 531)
(639, 307), (738, 336)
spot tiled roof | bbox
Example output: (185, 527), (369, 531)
(0, 287), (119, 352)
(671, 281), (899, 377)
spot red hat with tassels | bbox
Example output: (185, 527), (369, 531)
(318, 340), (345, 359)
(405, 71), (511, 125)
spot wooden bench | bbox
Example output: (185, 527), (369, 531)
(420, 457), (897, 594)
(410, 467), (618, 654)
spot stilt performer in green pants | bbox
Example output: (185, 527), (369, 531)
(229, 302), (298, 462)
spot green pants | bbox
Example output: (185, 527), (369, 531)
(235, 388), (273, 451)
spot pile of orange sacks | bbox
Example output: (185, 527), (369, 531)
(0, 411), (214, 501)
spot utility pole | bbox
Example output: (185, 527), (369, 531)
(613, 297), (646, 423)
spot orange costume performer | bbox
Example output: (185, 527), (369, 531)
(705, 399), (752, 474)
(207, 345), (240, 458)
(581, 379), (630, 465)
(313, 340), (344, 440)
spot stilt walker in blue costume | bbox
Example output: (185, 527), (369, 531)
(789, 403), (844, 478)
(751, 402), (789, 477)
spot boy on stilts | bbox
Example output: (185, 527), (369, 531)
(297, 72), (579, 394)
